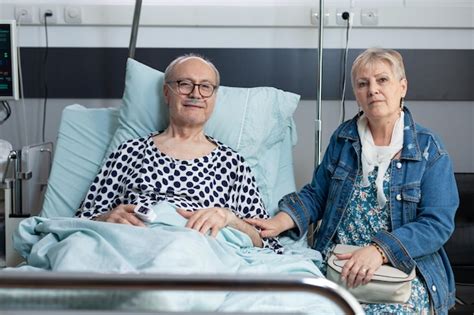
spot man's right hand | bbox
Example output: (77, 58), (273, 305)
(94, 204), (146, 227)
(244, 211), (295, 238)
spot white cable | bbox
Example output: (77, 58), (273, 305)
(16, 17), (29, 146)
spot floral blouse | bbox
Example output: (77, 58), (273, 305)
(323, 167), (431, 314)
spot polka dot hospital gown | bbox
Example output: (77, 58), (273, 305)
(75, 133), (283, 253)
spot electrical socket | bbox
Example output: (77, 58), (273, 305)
(15, 6), (34, 24)
(64, 6), (82, 24)
(361, 8), (378, 26)
(336, 9), (352, 26)
(310, 9), (329, 26)
(39, 6), (58, 24)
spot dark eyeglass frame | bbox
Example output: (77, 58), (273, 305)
(166, 80), (217, 98)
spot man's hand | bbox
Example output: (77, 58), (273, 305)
(94, 204), (146, 227)
(177, 207), (234, 237)
(336, 245), (384, 288)
(244, 211), (295, 238)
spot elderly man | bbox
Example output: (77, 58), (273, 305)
(75, 54), (282, 253)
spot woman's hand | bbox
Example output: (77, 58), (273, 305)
(177, 207), (233, 237)
(336, 245), (384, 288)
(94, 204), (146, 227)
(244, 211), (295, 238)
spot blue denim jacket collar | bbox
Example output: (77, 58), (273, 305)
(337, 107), (422, 161)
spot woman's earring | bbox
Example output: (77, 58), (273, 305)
(400, 97), (405, 109)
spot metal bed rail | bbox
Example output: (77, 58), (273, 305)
(0, 271), (364, 314)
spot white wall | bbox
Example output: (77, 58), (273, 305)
(0, 0), (473, 189)
(1, 0), (473, 29)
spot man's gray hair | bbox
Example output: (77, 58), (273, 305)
(164, 53), (220, 87)
(351, 48), (406, 88)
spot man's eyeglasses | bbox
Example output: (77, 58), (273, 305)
(166, 80), (217, 98)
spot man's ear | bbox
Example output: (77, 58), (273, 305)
(163, 84), (170, 106)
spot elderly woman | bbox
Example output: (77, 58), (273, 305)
(75, 54), (282, 253)
(247, 48), (458, 314)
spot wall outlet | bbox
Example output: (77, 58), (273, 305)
(310, 9), (329, 26)
(39, 6), (58, 24)
(336, 9), (352, 26)
(361, 8), (378, 26)
(15, 6), (34, 24)
(64, 6), (82, 24)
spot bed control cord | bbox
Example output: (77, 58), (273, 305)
(16, 18), (29, 146)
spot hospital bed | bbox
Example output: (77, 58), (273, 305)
(0, 67), (361, 315)
(0, 0), (363, 314)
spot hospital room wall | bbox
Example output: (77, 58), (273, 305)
(294, 100), (474, 187)
(2, 98), (472, 189)
(0, 2), (473, 190)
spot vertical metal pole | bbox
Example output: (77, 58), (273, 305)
(128, 0), (143, 59)
(10, 150), (22, 216)
(315, 0), (324, 166)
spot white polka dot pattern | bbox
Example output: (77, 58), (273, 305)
(75, 133), (282, 253)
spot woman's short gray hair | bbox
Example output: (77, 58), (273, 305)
(164, 53), (220, 87)
(351, 48), (406, 87)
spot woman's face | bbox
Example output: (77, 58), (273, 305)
(164, 57), (218, 129)
(353, 60), (407, 123)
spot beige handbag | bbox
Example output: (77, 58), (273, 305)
(327, 244), (416, 304)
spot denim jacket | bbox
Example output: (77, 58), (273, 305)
(280, 107), (458, 314)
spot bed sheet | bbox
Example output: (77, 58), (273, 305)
(1, 202), (343, 314)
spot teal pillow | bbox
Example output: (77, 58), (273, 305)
(40, 105), (119, 218)
(106, 58), (300, 211)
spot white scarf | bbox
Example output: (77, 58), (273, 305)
(357, 112), (404, 208)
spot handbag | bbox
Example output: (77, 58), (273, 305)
(327, 244), (416, 304)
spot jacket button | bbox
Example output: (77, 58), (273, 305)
(396, 162), (402, 169)
(396, 194), (402, 201)
(432, 285), (437, 292)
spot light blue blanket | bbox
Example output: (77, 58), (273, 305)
(1, 202), (343, 314)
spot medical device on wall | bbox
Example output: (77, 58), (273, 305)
(0, 20), (19, 101)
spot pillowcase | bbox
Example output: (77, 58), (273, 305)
(41, 104), (119, 218)
(106, 58), (300, 210)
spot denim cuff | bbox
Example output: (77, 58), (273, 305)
(279, 195), (307, 240)
(373, 230), (416, 274)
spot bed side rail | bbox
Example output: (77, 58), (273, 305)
(0, 271), (363, 314)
